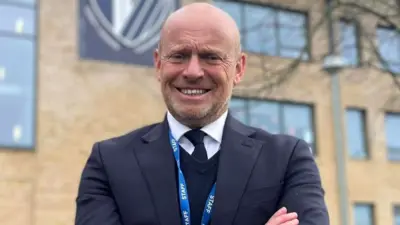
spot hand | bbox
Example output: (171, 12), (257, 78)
(265, 207), (298, 225)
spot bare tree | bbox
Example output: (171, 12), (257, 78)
(226, 0), (399, 107)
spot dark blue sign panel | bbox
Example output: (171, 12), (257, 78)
(79, 0), (180, 66)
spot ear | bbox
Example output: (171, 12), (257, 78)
(233, 53), (246, 86)
(153, 49), (161, 81)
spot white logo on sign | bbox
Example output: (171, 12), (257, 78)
(83, 0), (176, 54)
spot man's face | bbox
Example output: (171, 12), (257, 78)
(154, 18), (246, 127)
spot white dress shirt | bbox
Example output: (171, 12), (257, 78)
(167, 111), (228, 159)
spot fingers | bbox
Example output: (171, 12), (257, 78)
(266, 207), (298, 225)
(274, 212), (298, 224)
(281, 218), (299, 225)
(270, 207), (287, 218)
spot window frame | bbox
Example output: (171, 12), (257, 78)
(353, 202), (375, 225)
(213, 0), (311, 60)
(376, 25), (400, 75)
(0, 0), (38, 150)
(339, 18), (362, 67)
(384, 111), (400, 162)
(229, 96), (317, 155)
(394, 204), (400, 225)
(345, 107), (369, 160)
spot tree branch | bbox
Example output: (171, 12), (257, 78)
(363, 32), (400, 89)
(239, 0), (341, 94)
(227, 0), (400, 96)
(338, 0), (399, 31)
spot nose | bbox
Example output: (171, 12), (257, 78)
(182, 55), (204, 79)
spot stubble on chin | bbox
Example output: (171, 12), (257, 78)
(163, 86), (230, 128)
(168, 98), (229, 129)
(168, 101), (211, 127)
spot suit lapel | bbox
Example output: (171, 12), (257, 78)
(211, 114), (264, 225)
(135, 118), (181, 225)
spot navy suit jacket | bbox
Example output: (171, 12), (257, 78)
(75, 114), (329, 225)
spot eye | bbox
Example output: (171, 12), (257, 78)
(171, 54), (184, 60)
(201, 54), (222, 64)
(207, 55), (220, 60)
(167, 53), (188, 63)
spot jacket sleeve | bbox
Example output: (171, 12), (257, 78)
(278, 138), (330, 225)
(75, 142), (123, 225)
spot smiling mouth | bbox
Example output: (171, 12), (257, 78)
(176, 88), (211, 96)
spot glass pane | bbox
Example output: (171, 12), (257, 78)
(388, 63), (400, 74)
(246, 30), (276, 55)
(277, 10), (305, 27)
(340, 21), (359, 65)
(213, 1), (244, 46)
(342, 48), (358, 66)
(248, 100), (280, 134)
(340, 21), (357, 46)
(279, 27), (306, 48)
(346, 109), (367, 159)
(213, 1), (242, 31)
(282, 104), (314, 145)
(0, 4), (36, 35)
(0, 35), (35, 148)
(385, 114), (400, 161)
(244, 4), (275, 31)
(3, 0), (36, 4)
(246, 29), (276, 55)
(244, 4), (276, 55)
(0, 94), (34, 148)
(394, 206), (400, 225)
(0, 36), (35, 96)
(354, 204), (373, 225)
(377, 28), (400, 62)
(229, 98), (247, 124)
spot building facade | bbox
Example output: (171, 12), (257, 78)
(0, 0), (399, 225)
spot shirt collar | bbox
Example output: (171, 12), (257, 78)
(167, 110), (228, 143)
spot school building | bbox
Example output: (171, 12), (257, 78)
(0, 0), (399, 225)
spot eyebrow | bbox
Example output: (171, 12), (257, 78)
(169, 45), (226, 56)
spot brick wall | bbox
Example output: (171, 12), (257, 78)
(0, 0), (398, 225)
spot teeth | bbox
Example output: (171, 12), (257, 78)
(180, 89), (207, 95)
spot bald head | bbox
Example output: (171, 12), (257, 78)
(153, 3), (247, 128)
(158, 2), (241, 55)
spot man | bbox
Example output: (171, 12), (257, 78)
(75, 3), (329, 225)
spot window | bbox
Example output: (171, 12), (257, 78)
(214, 1), (309, 60)
(394, 205), (400, 225)
(0, 1), (37, 149)
(376, 26), (400, 74)
(339, 19), (360, 66)
(354, 203), (374, 225)
(229, 98), (315, 153)
(385, 113), (400, 161)
(346, 109), (368, 159)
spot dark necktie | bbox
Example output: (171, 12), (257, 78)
(184, 129), (208, 161)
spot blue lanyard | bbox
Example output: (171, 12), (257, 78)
(169, 131), (216, 225)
